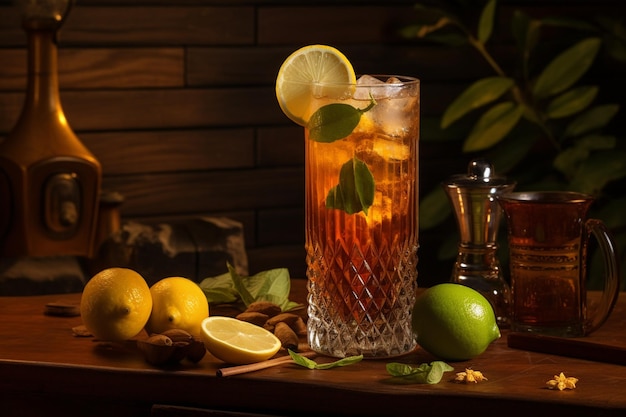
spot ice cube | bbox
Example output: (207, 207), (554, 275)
(353, 75), (418, 137)
(354, 75), (405, 100)
(357, 74), (385, 85)
(354, 75), (383, 100)
(373, 136), (410, 161)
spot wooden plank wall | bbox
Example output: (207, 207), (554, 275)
(0, 0), (624, 285)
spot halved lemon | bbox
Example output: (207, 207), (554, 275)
(275, 44), (357, 126)
(200, 316), (282, 364)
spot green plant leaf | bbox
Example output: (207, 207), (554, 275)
(419, 187), (451, 230)
(594, 15), (626, 42)
(563, 104), (620, 138)
(554, 135), (616, 178)
(511, 10), (540, 63)
(532, 37), (601, 100)
(605, 34), (626, 62)
(288, 350), (363, 370)
(386, 361), (454, 384)
(478, 0), (496, 43)
(463, 101), (524, 152)
(569, 150), (626, 195)
(575, 134), (617, 151)
(325, 157), (375, 215)
(540, 16), (598, 31)
(441, 77), (515, 129)
(546, 86), (598, 119)
(486, 122), (541, 173)
(198, 271), (239, 304)
(554, 146), (590, 178)
(308, 103), (364, 143)
(199, 264), (300, 312)
(595, 16), (626, 62)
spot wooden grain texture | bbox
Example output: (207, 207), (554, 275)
(102, 167), (303, 216)
(82, 128), (255, 175)
(62, 6), (255, 46)
(0, 286), (625, 417)
(257, 207), (304, 246)
(0, 48), (184, 90)
(247, 244), (307, 277)
(256, 126), (303, 167)
(0, 87), (283, 133)
(257, 5), (420, 44)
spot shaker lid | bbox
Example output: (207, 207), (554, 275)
(444, 158), (511, 187)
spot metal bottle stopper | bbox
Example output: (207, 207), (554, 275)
(443, 158), (516, 327)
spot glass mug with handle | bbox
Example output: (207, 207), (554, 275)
(498, 191), (620, 337)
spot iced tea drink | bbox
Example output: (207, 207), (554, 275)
(499, 191), (620, 337)
(305, 75), (419, 357)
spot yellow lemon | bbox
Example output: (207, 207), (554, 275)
(146, 277), (209, 337)
(80, 267), (152, 341)
(412, 283), (501, 361)
(275, 44), (356, 126)
(200, 316), (281, 365)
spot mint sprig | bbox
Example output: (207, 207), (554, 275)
(386, 361), (455, 384)
(289, 349), (363, 370)
(307, 97), (377, 216)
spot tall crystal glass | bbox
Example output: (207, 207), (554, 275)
(305, 75), (420, 358)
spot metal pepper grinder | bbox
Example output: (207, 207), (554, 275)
(443, 158), (516, 328)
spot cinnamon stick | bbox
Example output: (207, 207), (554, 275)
(216, 350), (317, 377)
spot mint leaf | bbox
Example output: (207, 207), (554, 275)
(325, 157), (375, 215)
(308, 98), (376, 143)
(198, 271), (239, 304)
(426, 361), (455, 384)
(289, 350), (318, 369)
(386, 361), (454, 384)
(198, 263), (301, 311)
(289, 350), (363, 370)
(308, 103), (362, 143)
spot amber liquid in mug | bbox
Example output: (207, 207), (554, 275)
(502, 195), (590, 336)
(509, 237), (583, 334)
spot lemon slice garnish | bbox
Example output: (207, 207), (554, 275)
(200, 316), (282, 365)
(275, 44), (357, 126)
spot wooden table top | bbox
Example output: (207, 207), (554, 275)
(1, 279), (625, 417)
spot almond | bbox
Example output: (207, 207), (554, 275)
(236, 311), (270, 327)
(245, 301), (282, 317)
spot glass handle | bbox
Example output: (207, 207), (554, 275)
(584, 218), (620, 334)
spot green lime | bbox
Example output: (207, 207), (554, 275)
(412, 283), (500, 361)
